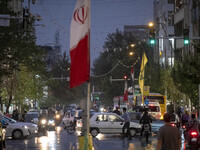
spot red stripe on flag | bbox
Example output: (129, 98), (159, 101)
(123, 90), (128, 102)
(70, 34), (90, 88)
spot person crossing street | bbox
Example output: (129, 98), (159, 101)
(121, 107), (132, 140)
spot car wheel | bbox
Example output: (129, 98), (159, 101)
(90, 128), (99, 137)
(130, 128), (137, 137)
(12, 129), (23, 140)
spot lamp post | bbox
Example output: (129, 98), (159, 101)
(129, 46), (140, 108)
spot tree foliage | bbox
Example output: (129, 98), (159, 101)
(0, 2), (47, 111)
(45, 53), (87, 107)
(172, 45), (200, 106)
(92, 29), (154, 105)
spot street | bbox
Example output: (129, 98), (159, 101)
(5, 126), (191, 150)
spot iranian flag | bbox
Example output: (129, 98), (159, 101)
(70, 0), (90, 88)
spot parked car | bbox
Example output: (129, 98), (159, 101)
(128, 112), (164, 134)
(0, 115), (38, 139)
(90, 112), (141, 137)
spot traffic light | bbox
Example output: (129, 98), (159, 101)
(124, 75), (127, 79)
(183, 29), (189, 45)
(149, 28), (155, 45)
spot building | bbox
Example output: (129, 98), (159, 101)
(8, 0), (23, 14)
(124, 25), (149, 42)
(153, 0), (175, 66)
(174, 0), (198, 60)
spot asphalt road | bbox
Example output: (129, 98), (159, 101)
(4, 127), (191, 150)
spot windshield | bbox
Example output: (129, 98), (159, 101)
(3, 116), (16, 123)
(27, 114), (39, 118)
(148, 106), (160, 112)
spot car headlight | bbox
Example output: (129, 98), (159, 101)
(21, 125), (28, 129)
(48, 120), (54, 124)
(41, 119), (47, 124)
(56, 115), (60, 119)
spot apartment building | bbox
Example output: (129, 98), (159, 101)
(153, 0), (175, 66)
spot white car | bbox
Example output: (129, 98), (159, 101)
(90, 112), (141, 137)
(0, 115), (38, 139)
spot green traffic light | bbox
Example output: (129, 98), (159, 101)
(184, 39), (189, 45)
(150, 39), (155, 45)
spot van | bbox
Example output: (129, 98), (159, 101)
(148, 102), (161, 119)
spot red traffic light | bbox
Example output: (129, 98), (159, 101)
(124, 75), (127, 79)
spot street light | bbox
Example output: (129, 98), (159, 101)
(130, 44), (135, 48)
(148, 22), (154, 27)
(129, 52), (134, 56)
(148, 22), (155, 45)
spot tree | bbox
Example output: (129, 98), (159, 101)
(172, 45), (200, 106)
(45, 53), (87, 107)
(0, 2), (47, 112)
(92, 29), (153, 105)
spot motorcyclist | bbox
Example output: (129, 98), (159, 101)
(48, 109), (55, 120)
(140, 108), (153, 137)
(171, 110), (180, 128)
(182, 110), (190, 126)
(186, 114), (200, 136)
(38, 110), (48, 131)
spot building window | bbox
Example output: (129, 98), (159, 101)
(168, 11), (174, 26)
(175, 20), (183, 36)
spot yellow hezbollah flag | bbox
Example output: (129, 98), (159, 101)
(139, 52), (148, 103)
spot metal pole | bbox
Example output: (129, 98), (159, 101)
(132, 72), (135, 106)
(199, 84), (200, 117)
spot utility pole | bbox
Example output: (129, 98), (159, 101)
(199, 84), (200, 117)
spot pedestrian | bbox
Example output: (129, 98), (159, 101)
(113, 107), (121, 116)
(121, 107), (132, 140)
(20, 111), (27, 122)
(156, 113), (181, 150)
(12, 110), (19, 121)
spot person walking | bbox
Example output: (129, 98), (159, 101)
(156, 113), (181, 150)
(121, 107), (132, 140)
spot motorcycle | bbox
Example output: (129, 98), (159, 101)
(38, 119), (47, 135)
(66, 120), (76, 134)
(144, 124), (151, 142)
(171, 123), (177, 127)
(182, 124), (187, 140)
(188, 131), (200, 150)
(47, 119), (55, 130)
(55, 114), (61, 126)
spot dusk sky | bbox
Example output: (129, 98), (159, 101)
(30, 0), (153, 64)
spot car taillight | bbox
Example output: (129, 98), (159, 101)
(191, 132), (198, 136)
(171, 123), (175, 127)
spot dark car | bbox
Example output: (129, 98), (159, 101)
(128, 112), (164, 134)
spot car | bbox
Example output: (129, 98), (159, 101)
(0, 115), (38, 139)
(128, 112), (164, 134)
(89, 112), (141, 137)
(74, 109), (95, 128)
(26, 112), (39, 124)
